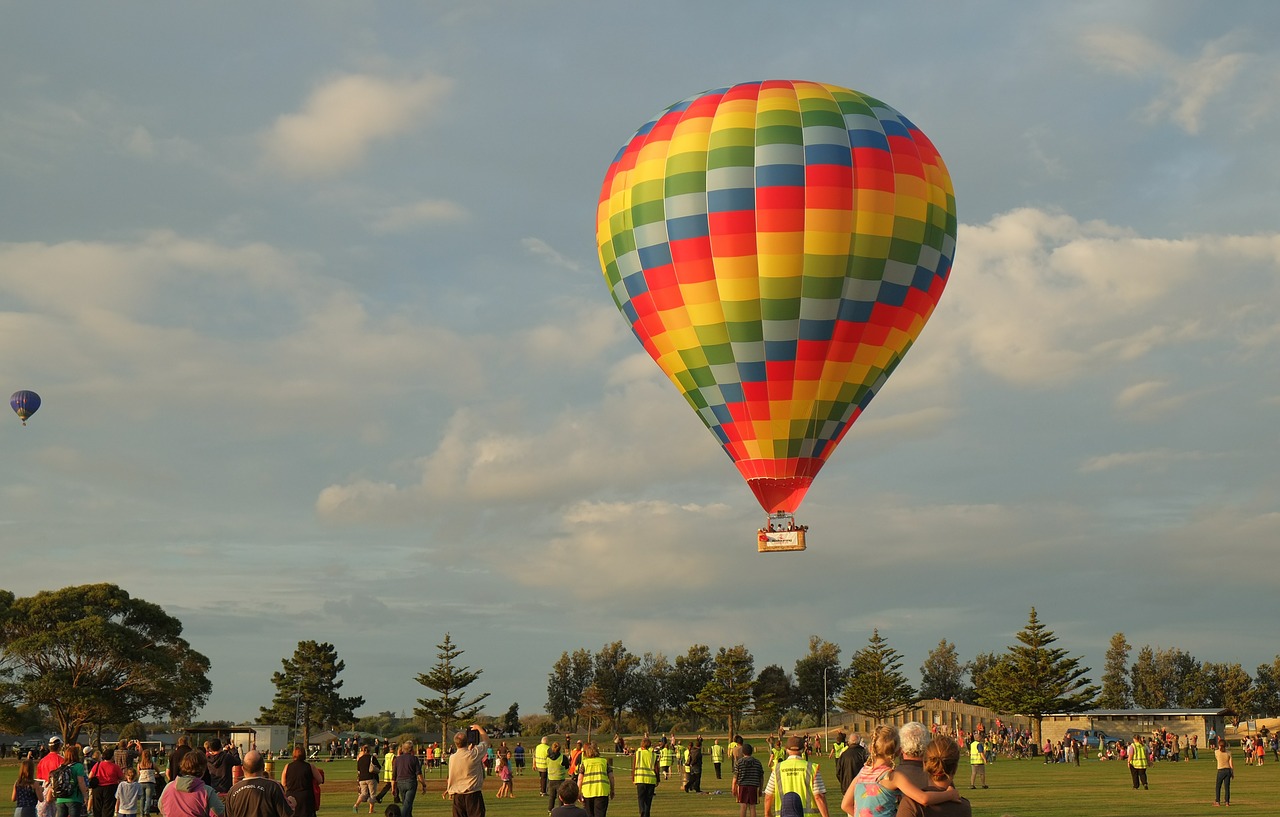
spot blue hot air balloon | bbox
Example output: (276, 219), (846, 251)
(10, 391), (40, 426)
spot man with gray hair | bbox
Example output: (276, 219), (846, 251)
(896, 723), (932, 791)
(226, 751), (294, 817)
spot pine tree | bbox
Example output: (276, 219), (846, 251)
(414, 633), (489, 745)
(976, 608), (1097, 745)
(837, 630), (917, 723)
(261, 640), (364, 750)
(919, 640), (967, 702)
(1098, 632), (1132, 709)
(694, 645), (755, 738)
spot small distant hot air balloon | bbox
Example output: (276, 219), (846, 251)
(10, 390), (41, 426)
(596, 80), (957, 552)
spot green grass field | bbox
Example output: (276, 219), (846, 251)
(4, 751), (1276, 817)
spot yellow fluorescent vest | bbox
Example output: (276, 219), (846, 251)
(580, 756), (610, 798)
(1130, 742), (1148, 769)
(772, 756), (819, 816)
(534, 743), (549, 771)
(970, 741), (985, 765)
(633, 748), (658, 785)
(382, 752), (395, 782)
(547, 754), (567, 782)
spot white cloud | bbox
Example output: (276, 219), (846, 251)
(1078, 448), (1205, 473)
(369, 198), (469, 233)
(522, 237), (581, 272)
(260, 72), (453, 178)
(933, 209), (1280, 388)
(1081, 29), (1249, 134)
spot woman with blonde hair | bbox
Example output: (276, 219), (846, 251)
(839, 725), (958, 817)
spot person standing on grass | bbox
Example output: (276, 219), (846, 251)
(732, 743), (764, 817)
(391, 742), (424, 817)
(1127, 735), (1149, 790)
(354, 744), (379, 813)
(1214, 737), (1234, 807)
(631, 737), (658, 817)
(445, 725), (490, 817)
(535, 738), (550, 797)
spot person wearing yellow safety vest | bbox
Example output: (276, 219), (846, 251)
(631, 737), (659, 817)
(534, 738), (550, 797)
(967, 736), (987, 789)
(377, 744), (397, 804)
(829, 732), (847, 760)
(711, 739), (725, 780)
(762, 735), (829, 817)
(544, 742), (569, 814)
(576, 743), (614, 817)
(658, 742), (674, 781)
(1127, 735), (1149, 790)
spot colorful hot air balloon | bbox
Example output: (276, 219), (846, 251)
(595, 80), (957, 550)
(10, 390), (40, 426)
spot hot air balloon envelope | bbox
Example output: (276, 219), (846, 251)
(10, 390), (41, 426)
(596, 80), (957, 543)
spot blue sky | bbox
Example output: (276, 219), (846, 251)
(3, 1), (1279, 723)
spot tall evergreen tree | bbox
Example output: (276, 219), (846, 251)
(261, 640), (364, 750)
(1098, 632), (1132, 709)
(1129, 645), (1164, 708)
(547, 649), (593, 731)
(414, 633), (489, 745)
(837, 630), (916, 722)
(794, 636), (843, 723)
(752, 665), (794, 729)
(967, 651), (1000, 704)
(591, 641), (639, 731)
(668, 645), (714, 727)
(629, 652), (671, 734)
(919, 640), (967, 702)
(694, 645), (755, 738)
(976, 608), (1097, 744)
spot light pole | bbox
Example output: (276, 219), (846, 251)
(823, 667), (829, 752)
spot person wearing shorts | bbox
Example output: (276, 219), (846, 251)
(733, 743), (764, 817)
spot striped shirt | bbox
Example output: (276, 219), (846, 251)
(734, 756), (764, 789)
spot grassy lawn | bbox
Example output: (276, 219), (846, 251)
(4, 750), (1276, 816)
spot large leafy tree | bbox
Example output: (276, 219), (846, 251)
(1201, 662), (1252, 713)
(694, 645), (755, 738)
(591, 641), (639, 731)
(1129, 645), (1164, 708)
(967, 651), (1000, 704)
(0, 584), (211, 742)
(668, 645), (715, 727)
(1251, 656), (1280, 717)
(793, 636), (843, 723)
(919, 640), (967, 702)
(414, 633), (489, 745)
(1097, 633), (1132, 709)
(977, 608), (1097, 744)
(838, 630), (916, 722)
(752, 665), (793, 729)
(260, 640), (364, 749)
(547, 649), (593, 731)
(629, 652), (671, 734)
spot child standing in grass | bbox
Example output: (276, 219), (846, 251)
(116, 768), (141, 817)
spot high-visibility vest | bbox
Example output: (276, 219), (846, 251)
(534, 743), (549, 771)
(682, 748), (690, 773)
(580, 756), (610, 798)
(970, 741), (985, 765)
(773, 746), (786, 764)
(382, 752), (395, 782)
(659, 747), (673, 767)
(711, 744), (724, 764)
(1130, 742), (1148, 769)
(632, 748), (657, 785)
(832, 742), (847, 758)
(771, 756), (820, 817)
(546, 753), (567, 782)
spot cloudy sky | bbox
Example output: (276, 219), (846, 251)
(3, 1), (1279, 724)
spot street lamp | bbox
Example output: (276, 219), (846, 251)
(823, 667), (829, 751)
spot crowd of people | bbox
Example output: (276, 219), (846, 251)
(12, 721), (1279, 817)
